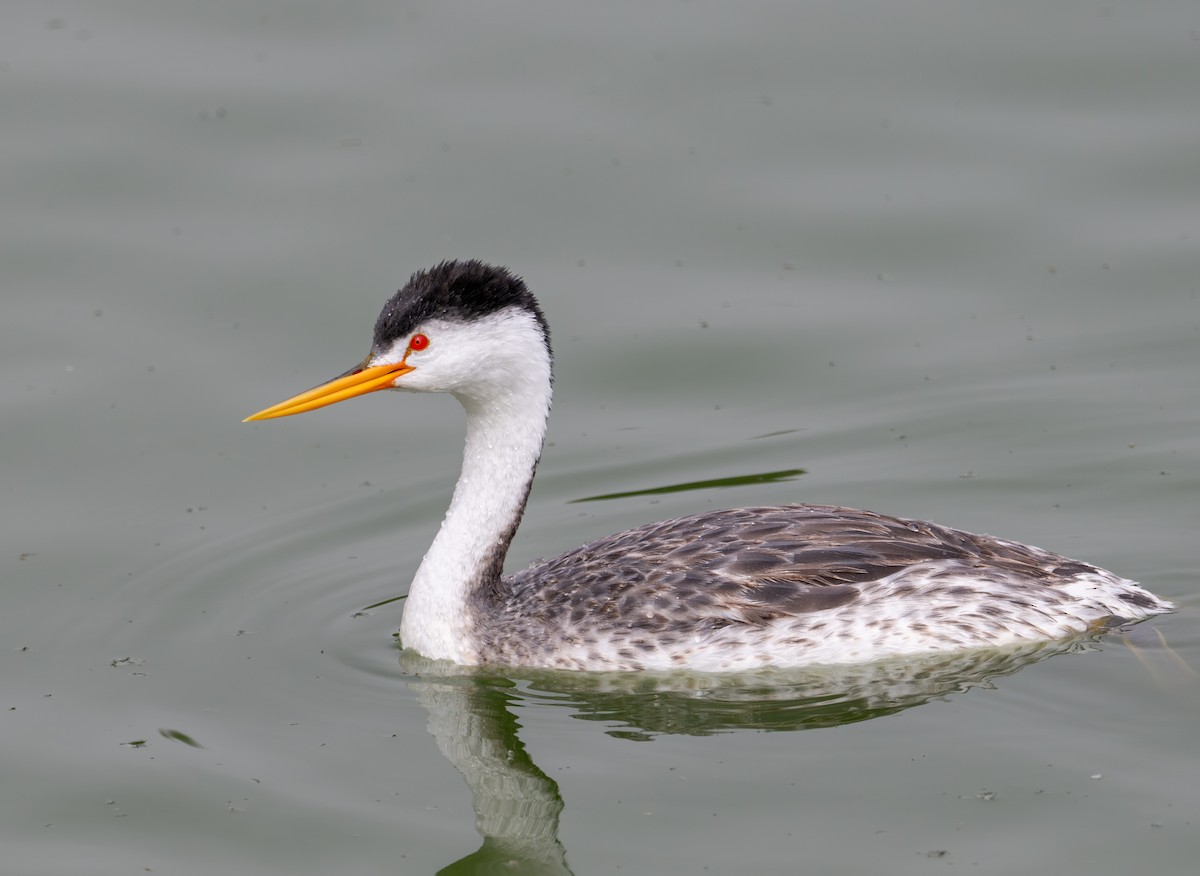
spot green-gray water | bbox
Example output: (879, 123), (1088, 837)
(4, 2), (1198, 873)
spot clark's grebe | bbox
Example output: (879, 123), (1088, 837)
(245, 260), (1172, 671)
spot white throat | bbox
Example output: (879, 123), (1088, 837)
(397, 309), (552, 662)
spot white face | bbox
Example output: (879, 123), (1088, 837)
(369, 307), (551, 404)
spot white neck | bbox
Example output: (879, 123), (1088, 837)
(398, 313), (552, 663)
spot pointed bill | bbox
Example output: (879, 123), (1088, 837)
(243, 358), (414, 421)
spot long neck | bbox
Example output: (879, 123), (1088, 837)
(399, 369), (551, 663)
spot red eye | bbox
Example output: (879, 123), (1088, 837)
(409, 333), (430, 352)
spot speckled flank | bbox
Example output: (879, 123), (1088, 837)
(469, 505), (1172, 672)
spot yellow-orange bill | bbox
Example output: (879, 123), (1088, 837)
(243, 359), (414, 422)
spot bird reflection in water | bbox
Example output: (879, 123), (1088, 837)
(402, 636), (1122, 874)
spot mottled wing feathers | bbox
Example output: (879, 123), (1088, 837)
(720, 578), (859, 623)
(500, 504), (1076, 633)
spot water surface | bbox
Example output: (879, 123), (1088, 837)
(4, 2), (1198, 874)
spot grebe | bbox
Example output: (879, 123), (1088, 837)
(245, 260), (1172, 672)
